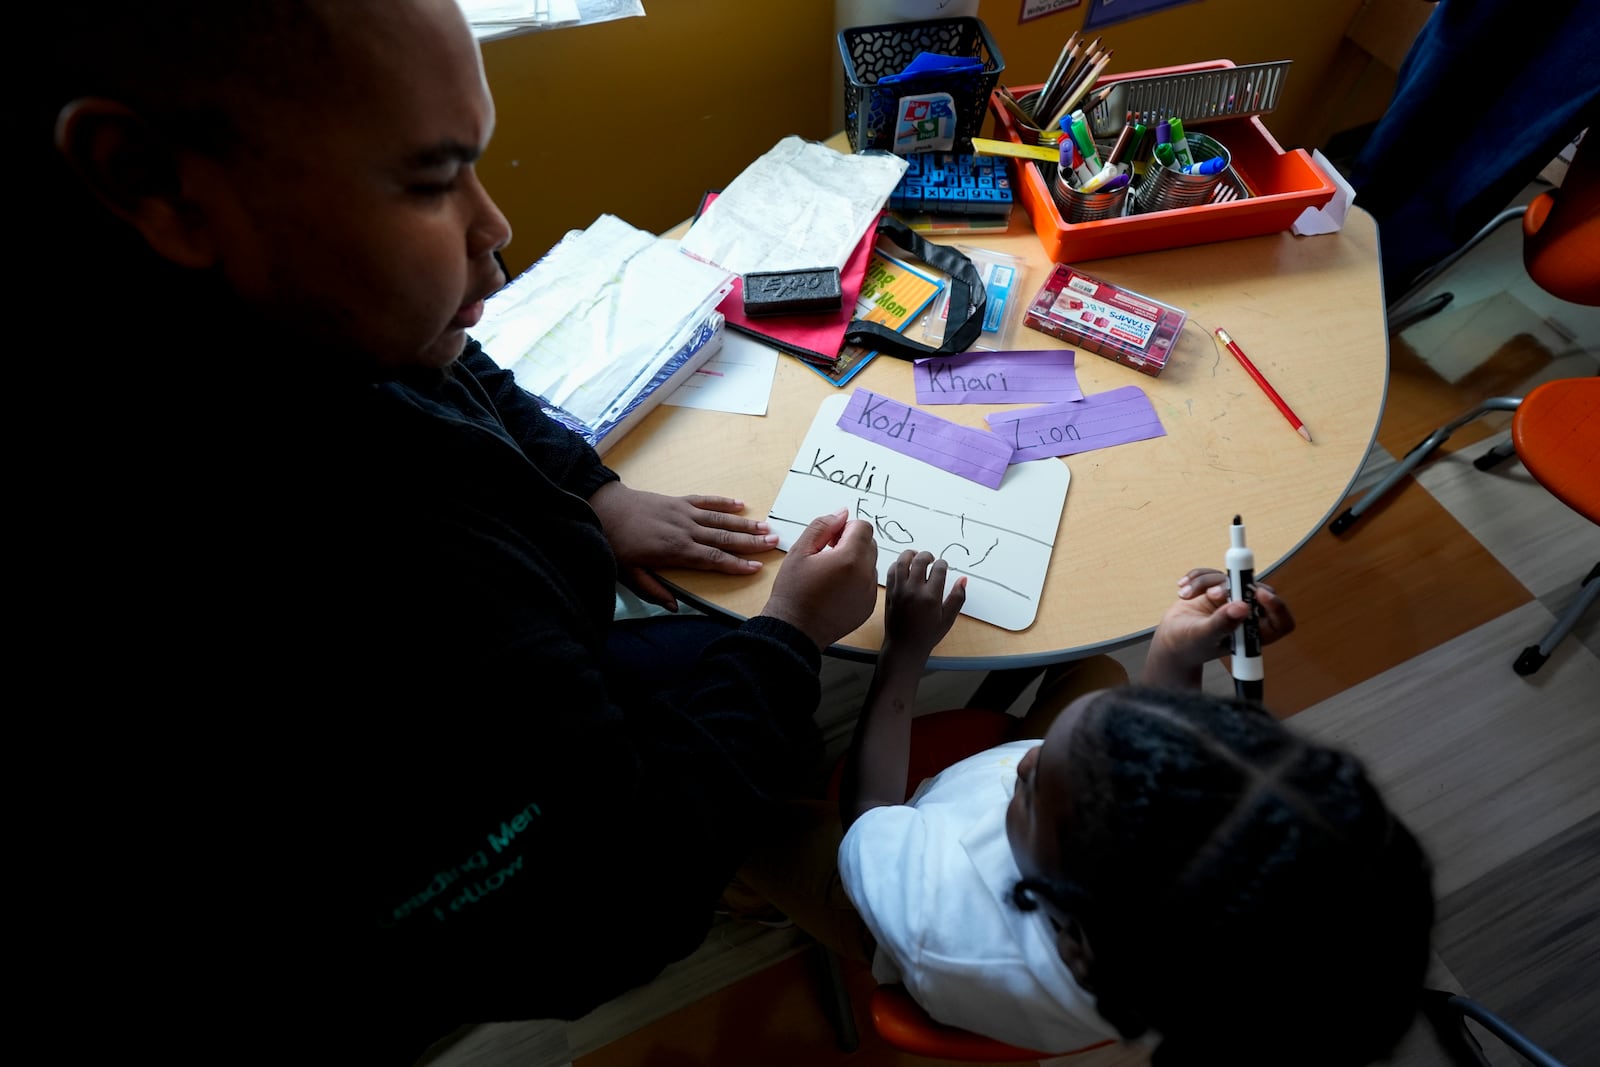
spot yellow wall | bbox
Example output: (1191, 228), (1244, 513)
(479, 1), (837, 274)
(479, 0), (1399, 275)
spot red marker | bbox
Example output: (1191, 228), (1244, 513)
(1215, 327), (1312, 442)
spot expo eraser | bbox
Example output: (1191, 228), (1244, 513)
(742, 267), (843, 317)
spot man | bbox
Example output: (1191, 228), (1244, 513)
(31, 2), (879, 1059)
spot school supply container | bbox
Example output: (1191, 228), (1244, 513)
(988, 60), (1335, 264)
(840, 16), (1005, 155)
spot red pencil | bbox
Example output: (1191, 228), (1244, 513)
(1215, 327), (1312, 442)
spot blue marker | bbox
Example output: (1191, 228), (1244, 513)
(1185, 157), (1226, 176)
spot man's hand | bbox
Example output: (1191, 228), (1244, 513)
(760, 509), (879, 653)
(1141, 567), (1296, 690)
(588, 482), (779, 611)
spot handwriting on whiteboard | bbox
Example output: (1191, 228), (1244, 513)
(769, 394), (1070, 631)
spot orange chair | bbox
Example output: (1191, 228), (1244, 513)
(1520, 130), (1600, 305)
(870, 981), (1114, 1062)
(1496, 378), (1600, 674)
(1330, 377), (1599, 674)
(828, 706), (1116, 1062)
(1386, 130), (1598, 331)
(1329, 131), (1600, 674)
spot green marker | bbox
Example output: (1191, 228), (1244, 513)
(1168, 116), (1195, 168)
(1129, 122), (1150, 177)
(1069, 111), (1103, 173)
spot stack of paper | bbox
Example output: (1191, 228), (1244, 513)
(473, 213), (734, 454)
(542, 313), (725, 455)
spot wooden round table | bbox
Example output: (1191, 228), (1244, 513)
(608, 204), (1389, 668)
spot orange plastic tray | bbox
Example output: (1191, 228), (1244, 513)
(989, 61), (1336, 263)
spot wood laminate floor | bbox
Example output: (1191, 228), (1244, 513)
(428, 178), (1600, 1067)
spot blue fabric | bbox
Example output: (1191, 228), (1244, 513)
(1348, 0), (1600, 296)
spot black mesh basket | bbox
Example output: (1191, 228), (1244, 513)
(839, 17), (1004, 154)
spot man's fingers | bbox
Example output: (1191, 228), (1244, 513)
(624, 567), (678, 613)
(832, 516), (876, 555)
(790, 509), (850, 556)
(684, 495), (746, 515)
(692, 508), (772, 538)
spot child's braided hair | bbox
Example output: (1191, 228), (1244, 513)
(1012, 685), (1434, 1066)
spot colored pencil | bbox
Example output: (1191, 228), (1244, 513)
(1215, 328), (1312, 442)
(1048, 49), (1114, 133)
(1047, 45), (1099, 119)
(995, 86), (1037, 129)
(1040, 36), (1097, 120)
(1035, 32), (1079, 120)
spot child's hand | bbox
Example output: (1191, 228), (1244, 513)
(1141, 568), (1295, 689)
(883, 549), (967, 661)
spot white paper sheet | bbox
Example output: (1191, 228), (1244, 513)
(663, 331), (779, 416)
(677, 136), (907, 275)
(473, 215), (733, 426)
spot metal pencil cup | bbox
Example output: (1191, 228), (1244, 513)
(1011, 90), (1052, 145)
(1134, 132), (1231, 214)
(1052, 164), (1127, 223)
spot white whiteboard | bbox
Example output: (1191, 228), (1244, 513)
(768, 393), (1071, 631)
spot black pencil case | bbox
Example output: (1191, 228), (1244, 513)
(742, 267), (843, 317)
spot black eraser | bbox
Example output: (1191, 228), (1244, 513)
(742, 267), (843, 317)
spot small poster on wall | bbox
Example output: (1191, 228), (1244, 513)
(1083, 0), (1201, 29)
(1020, 0), (1082, 21)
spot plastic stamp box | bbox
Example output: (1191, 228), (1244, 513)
(1025, 264), (1187, 376)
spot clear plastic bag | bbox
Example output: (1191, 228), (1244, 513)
(919, 245), (1026, 351)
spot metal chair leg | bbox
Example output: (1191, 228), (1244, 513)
(1330, 398), (1523, 534)
(1515, 562), (1600, 675)
(1388, 292), (1455, 334)
(1419, 988), (1566, 1067)
(1473, 437), (1519, 470)
(1386, 207), (1529, 328)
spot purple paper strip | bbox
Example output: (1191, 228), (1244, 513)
(985, 385), (1166, 461)
(838, 388), (1015, 489)
(913, 349), (1083, 406)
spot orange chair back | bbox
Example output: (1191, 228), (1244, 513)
(1523, 134), (1600, 306)
(869, 983), (1101, 1062)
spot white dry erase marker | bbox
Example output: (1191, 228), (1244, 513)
(1226, 514), (1264, 702)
